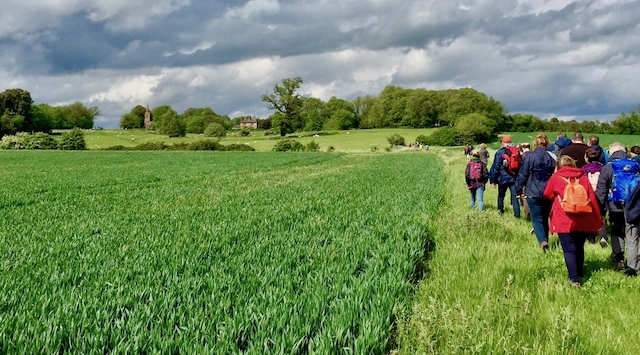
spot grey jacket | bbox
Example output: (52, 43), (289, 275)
(596, 150), (629, 214)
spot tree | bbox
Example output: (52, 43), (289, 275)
(262, 77), (305, 136)
(204, 122), (226, 137)
(0, 88), (33, 131)
(29, 105), (53, 133)
(54, 102), (98, 129)
(120, 105), (147, 129)
(183, 107), (224, 134)
(322, 97), (357, 130)
(157, 109), (186, 137)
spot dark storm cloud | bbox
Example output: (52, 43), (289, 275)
(1, 0), (640, 128)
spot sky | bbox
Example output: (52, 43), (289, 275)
(1, 0), (639, 128)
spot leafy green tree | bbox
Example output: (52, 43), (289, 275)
(183, 107), (224, 134)
(151, 105), (174, 130)
(301, 97), (325, 131)
(611, 106), (640, 134)
(456, 113), (495, 144)
(120, 113), (143, 129)
(322, 97), (357, 130)
(29, 105), (53, 133)
(0, 88), (33, 131)
(257, 118), (271, 130)
(204, 122), (226, 137)
(158, 109), (186, 137)
(120, 105), (147, 129)
(262, 77), (305, 136)
(0, 112), (21, 137)
(54, 102), (98, 129)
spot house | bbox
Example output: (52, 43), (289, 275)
(239, 117), (258, 130)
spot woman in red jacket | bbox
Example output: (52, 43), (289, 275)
(543, 155), (602, 286)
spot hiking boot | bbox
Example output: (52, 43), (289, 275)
(599, 237), (607, 248)
(614, 261), (626, 272)
(572, 281), (581, 287)
(624, 268), (637, 277)
(540, 241), (549, 253)
(530, 228), (535, 234)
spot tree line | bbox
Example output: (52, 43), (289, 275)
(0, 88), (99, 137)
(4, 83), (640, 144)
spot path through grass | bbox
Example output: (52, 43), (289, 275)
(395, 148), (640, 354)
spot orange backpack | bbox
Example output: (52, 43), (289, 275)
(559, 177), (592, 214)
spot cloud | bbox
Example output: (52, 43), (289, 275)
(224, 0), (280, 20)
(1, 0), (640, 128)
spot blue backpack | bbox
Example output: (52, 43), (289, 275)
(609, 159), (640, 203)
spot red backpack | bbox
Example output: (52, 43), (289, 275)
(468, 161), (483, 180)
(502, 146), (521, 174)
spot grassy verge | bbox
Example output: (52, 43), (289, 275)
(395, 148), (640, 354)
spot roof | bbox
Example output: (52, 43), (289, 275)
(240, 118), (257, 123)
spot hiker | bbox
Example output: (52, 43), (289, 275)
(516, 134), (556, 251)
(543, 155), (602, 286)
(596, 142), (640, 275)
(490, 136), (521, 218)
(560, 132), (590, 169)
(464, 144), (470, 158)
(587, 135), (608, 165)
(583, 148), (607, 246)
(549, 132), (571, 158)
(630, 146), (640, 162)
(466, 149), (489, 211)
(478, 143), (490, 165)
(520, 142), (531, 159)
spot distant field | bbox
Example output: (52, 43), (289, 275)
(79, 128), (437, 152)
(0, 151), (443, 353)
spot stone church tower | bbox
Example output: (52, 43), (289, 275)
(143, 105), (152, 130)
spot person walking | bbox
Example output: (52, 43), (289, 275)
(560, 132), (590, 169)
(478, 143), (490, 165)
(596, 142), (640, 275)
(587, 135), (608, 165)
(490, 136), (521, 218)
(516, 134), (556, 252)
(583, 148), (606, 246)
(466, 149), (489, 211)
(543, 155), (602, 286)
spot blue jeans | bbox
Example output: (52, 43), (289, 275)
(527, 197), (552, 245)
(498, 182), (520, 218)
(469, 186), (484, 211)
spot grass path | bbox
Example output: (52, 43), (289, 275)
(395, 148), (640, 354)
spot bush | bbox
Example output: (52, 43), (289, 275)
(132, 142), (169, 151)
(387, 134), (405, 147)
(58, 128), (86, 150)
(415, 135), (428, 145)
(305, 140), (320, 152)
(273, 139), (305, 152)
(204, 123), (226, 138)
(240, 128), (251, 137)
(423, 127), (461, 146)
(327, 146), (335, 152)
(263, 129), (278, 136)
(189, 140), (223, 151)
(224, 143), (256, 152)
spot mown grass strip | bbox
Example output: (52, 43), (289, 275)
(395, 148), (640, 354)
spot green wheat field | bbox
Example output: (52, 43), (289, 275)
(2, 128), (640, 354)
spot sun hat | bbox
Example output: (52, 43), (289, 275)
(501, 136), (512, 144)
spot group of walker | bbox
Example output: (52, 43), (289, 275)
(465, 132), (640, 286)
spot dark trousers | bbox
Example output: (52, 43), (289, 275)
(498, 182), (520, 218)
(558, 233), (588, 283)
(609, 212), (626, 263)
(527, 197), (551, 245)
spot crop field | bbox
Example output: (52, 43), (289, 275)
(0, 150), (443, 354)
